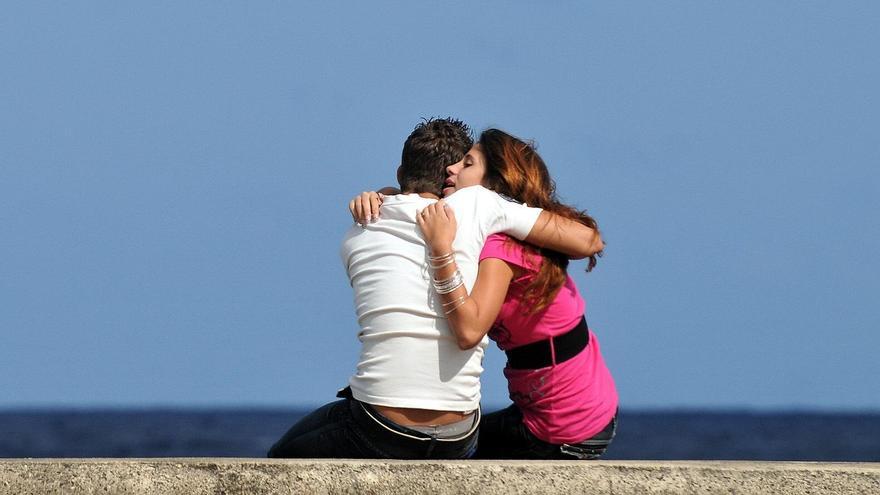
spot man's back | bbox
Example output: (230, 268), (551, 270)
(340, 186), (541, 412)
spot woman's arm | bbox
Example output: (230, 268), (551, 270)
(417, 201), (515, 349)
(524, 211), (604, 259)
(448, 259), (514, 348)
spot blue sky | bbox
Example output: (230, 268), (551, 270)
(2, 2), (878, 410)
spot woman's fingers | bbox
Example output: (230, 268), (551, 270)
(420, 201), (452, 222)
(427, 202), (438, 218)
(362, 194), (373, 223)
(350, 191), (383, 225)
(435, 200), (449, 220)
(416, 209), (426, 229)
(354, 196), (366, 224)
(442, 201), (455, 222)
(369, 192), (381, 219)
(437, 200), (456, 231)
(358, 192), (372, 222)
(349, 198), (358, 223)
(417, 207), (435, 226)
(416, 202), (456, 252)
(426, 201), (449, 222)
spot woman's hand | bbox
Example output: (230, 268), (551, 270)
(349, 191), (385, 225)
(416, 200), (457, 254)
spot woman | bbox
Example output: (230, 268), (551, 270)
(416, 129), (618, 459)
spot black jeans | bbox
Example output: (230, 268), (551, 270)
(267, 388), (479, 459)
(474, 404), (617, 460)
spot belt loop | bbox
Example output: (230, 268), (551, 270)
(549, 337), (557, 366)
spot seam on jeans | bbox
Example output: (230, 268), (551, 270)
(424, 436), (437, 458)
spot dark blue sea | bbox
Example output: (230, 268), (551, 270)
(2, 409), (879, 460)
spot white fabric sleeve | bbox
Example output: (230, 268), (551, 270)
(474, 186), (542, 240)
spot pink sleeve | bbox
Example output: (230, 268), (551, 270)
(479, 233), (536, 270)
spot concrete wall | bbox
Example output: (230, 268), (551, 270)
(2, 459), (879, 494)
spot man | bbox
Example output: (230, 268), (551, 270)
(268, 118), (601, 459)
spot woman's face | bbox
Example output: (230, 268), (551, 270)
(443, 144), (487, 197)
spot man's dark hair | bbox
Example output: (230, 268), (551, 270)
(398, 117), (473, 196)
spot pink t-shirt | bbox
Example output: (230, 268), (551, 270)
(479, 233), (618, 444)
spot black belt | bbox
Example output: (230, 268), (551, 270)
(504, 316), (589, 370)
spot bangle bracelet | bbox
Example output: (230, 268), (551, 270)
(435, 279), (463, 294)
(442, 296), (466, 307)
(433, 270), (461, 285)
(428, 252), (454, 269)
(433, 270), (463, 294)
(444, 297), (468, 315)
(430, 258), (455, 270)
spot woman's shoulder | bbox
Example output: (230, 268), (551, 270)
(485, 232), (512, 244)
(480, 234), (541, 270)
(482, 233), (518, 255)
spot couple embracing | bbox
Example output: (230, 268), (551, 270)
(269, 118), (618, 460)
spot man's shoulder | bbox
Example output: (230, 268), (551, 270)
(382, 193), (436, 208)
(379, 193), (435, 219)
(447, 185), (495, 205)
(446, 185), (522, 210)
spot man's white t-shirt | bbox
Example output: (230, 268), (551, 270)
(340, 185), (542, 412)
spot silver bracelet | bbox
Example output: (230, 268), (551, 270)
(444, 297), (468, 315)
(428, 252), (455, 269)
(433, 270), (462, 291)
(430, 258), (455, 270)
(442, 295), (466, 307)
(433, 269), (463, 294)
(434, 279), (463, 295)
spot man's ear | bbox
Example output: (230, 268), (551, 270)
(396, 165), (403, 189)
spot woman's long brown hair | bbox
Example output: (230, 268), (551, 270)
(479, 128), (602, 314)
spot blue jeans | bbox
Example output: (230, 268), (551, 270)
(267, 388), (479, 459)
(474, 404), (617, 460)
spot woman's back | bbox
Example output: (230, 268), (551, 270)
(480, 233), (618, 444)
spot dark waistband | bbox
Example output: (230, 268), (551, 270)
(504, 316), (589, 370)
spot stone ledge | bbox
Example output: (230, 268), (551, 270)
(1, 459), (879, 494)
